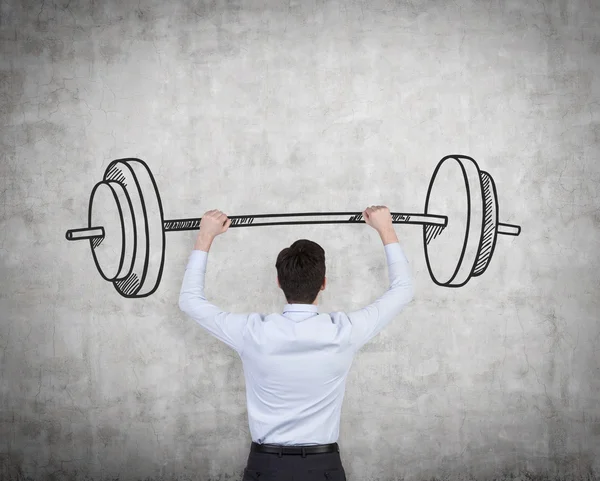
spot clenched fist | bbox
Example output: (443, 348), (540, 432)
(363, 205), (392, 234)
(199, 209), (232, 238)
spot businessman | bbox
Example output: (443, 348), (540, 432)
(179, 206), (414, 481)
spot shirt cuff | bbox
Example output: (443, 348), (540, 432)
(186, 249), (208, 270)
(384, 242), (408, 264)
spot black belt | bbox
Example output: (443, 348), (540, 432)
(251, 441), (339, 457)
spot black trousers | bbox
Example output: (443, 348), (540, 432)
(242, 443), (347, 481)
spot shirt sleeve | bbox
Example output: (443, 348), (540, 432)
(178, 250), (251, 355)
(347, 242), (414, 350)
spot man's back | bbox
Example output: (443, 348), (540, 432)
(232, 242), (413, 445)
(241, 307), (356, 445)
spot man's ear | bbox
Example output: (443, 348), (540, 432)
(277, 277), (280, 289)
(321, 276), (327, 290)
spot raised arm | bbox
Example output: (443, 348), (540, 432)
(178, 210), (251, 354)
(347, 206), (415, 350)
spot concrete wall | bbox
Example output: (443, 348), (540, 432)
(1, 0), (599, 479)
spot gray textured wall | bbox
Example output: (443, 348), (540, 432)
(1, 0), (599, 480)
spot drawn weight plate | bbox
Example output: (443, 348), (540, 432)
(89, 181), (135, 281)
(103, 159), (165, 298)
(472, 171), (499, 277)
(423, 155), (484, 287)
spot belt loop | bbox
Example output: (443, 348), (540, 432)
(301, 447), (306, 458)
(278, 446), (283, 458)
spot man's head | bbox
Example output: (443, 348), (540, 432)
(276, 239), (326, 305)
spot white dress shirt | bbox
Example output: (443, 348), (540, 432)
(179, 242), (414, 446)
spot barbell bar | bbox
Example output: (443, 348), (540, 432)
(67, 211), (521, 238)
(65, 155), (521, 298)
(67, 211), (449, 239)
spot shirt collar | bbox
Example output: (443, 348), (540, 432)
(283, 303), (319, 314)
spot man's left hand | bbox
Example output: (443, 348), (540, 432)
(198, 210), (232, 239)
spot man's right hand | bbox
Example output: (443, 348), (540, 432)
(363, 205), (398, 245)
(363, 205), (394, 235)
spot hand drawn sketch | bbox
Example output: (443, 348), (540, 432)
(423, 155), (520, 287)
(65, 155), (521, 298)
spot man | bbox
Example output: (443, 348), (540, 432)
(179, 205), (414, 481)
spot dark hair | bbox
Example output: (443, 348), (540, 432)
(276, 239), (326, 304)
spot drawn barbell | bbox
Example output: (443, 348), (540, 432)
(65, 155), (521, 298)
